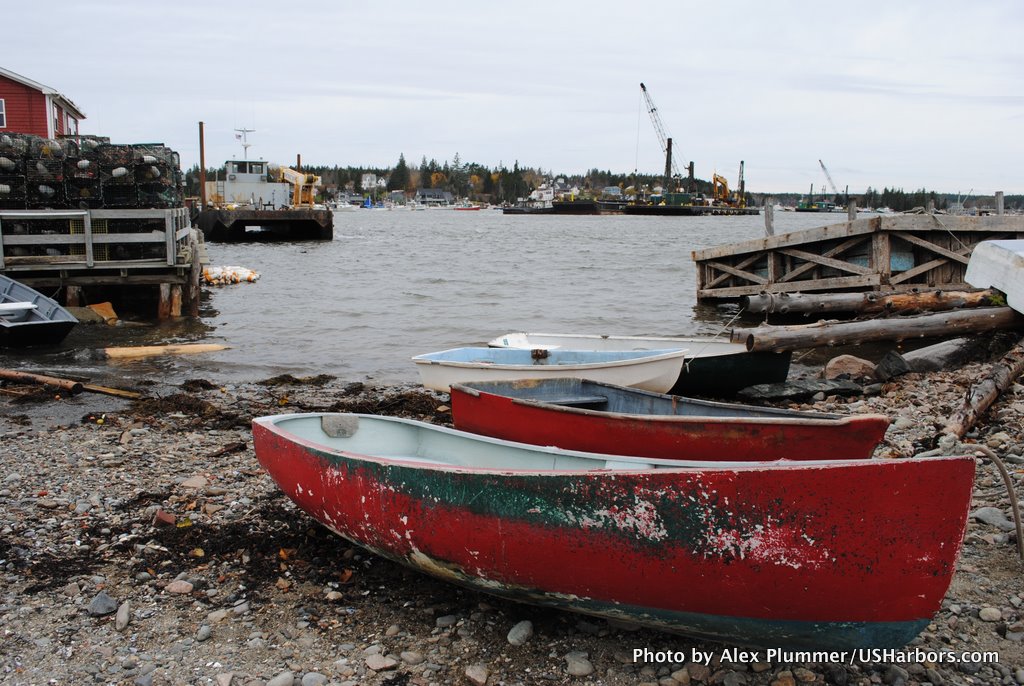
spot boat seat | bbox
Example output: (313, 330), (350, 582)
(0, 302), (37, 314)
(0, 302), (37, 321)
(544, 395), (608, 407)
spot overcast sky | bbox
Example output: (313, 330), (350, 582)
(6, 1), (1022, 194)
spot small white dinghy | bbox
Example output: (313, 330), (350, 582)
(412, 346), (688, 393)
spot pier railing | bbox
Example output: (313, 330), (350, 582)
(0, 207), (192, 272)
(692, 214), (1024, 301)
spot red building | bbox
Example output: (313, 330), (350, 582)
(0, 66), (85, 139)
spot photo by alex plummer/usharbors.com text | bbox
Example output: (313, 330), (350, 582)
(633, 648), (1002, 667)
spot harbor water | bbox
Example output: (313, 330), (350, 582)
(2, 210), (840, 388)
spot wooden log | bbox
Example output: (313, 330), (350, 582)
(732, 307), (1024, 352)
(902, 337), (988, 372)
(81, 383), (146, 400)
(942, 335), (1024, 439)
(103, 343), (228, 359)
(740, 289), (999, 315)
(0, 369), (83, 394)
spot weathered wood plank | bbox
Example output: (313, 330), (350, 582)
(892, 231), (971, 265)
(776, 247), (874, 276)
(777, 236), (868, 283)
(691, 217), (880, 260)
(705, 261), (768, 285)
(708, 254), (761, 287)
(699, 274), (882, 299)
(878, 215), (1024, 232)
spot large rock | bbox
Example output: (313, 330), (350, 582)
(738, 379), (863, 401)
(823, 354), (876, 381)
(874, 351), (912, 381)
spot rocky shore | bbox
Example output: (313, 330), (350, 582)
(1, 357), (1023, 686)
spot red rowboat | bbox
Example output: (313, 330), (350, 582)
(253, 412), (974, 649)
(449, 378), (889, 461)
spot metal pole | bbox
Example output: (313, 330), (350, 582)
(198, 122), (207, 208)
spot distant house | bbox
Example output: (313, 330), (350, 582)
(0, 66), (85, 139)
(415, 188), (453, 206)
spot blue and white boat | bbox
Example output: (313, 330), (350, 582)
(412, 346), (688, 393)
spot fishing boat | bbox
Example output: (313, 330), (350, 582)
(965, 239), (1024, 314)
(449, 378), (889, 461)
(488, 332), (791, 395)
(412, 346), (687, 393)
(0, 274), (78, 347)
(252, 412), (974, 649)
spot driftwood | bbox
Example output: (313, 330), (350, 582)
(104, 343), (228, 359)
(732, 307), (1024, 352)
(0, 369), (83, 394)
(0, 368), (143, 399)
(81, 383), (145, 400)
(740, 289), (999, 316)
(902, 337), (987, 372)
(942, 335), (1024, 439)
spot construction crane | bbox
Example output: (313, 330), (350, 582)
(818, 159), (840, 201)
(640, 83), (684, 190)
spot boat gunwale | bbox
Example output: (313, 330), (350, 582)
(488, 332), (748, 358)
(254, 412), (969, 475)
(411, 347), (689, 371)
(450, 380), (887, 427)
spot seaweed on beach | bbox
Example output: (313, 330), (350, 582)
(258, 373), (337, 387)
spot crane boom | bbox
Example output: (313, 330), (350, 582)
(640, 83), (683, 181)
(818, 159), (840, 197)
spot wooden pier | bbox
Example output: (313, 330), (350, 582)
(693, 214), (1024, 301)
(0, 207), (204, 318)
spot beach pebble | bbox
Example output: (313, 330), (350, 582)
(507, 619), (534, 645)
(87, 591), (118, 616)
(565, 651), (594, 676)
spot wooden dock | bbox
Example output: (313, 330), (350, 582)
(0, 207), (204, 317)
(692, 214), (1024, 301)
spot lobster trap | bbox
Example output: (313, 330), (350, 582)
(0, 175), (27, 209)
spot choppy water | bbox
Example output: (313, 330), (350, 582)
(3, 209), (838, 387)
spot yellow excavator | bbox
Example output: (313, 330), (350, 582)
(711, 162), (747, 207)
(271, 164), (321, 208)
(712, 173), (730, 205)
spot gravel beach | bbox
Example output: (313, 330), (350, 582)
(1, 357), (1023, 686)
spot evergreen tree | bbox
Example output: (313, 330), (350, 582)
(388, 154), (410, 192)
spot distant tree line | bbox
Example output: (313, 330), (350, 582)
(182, 157), (1023, 211)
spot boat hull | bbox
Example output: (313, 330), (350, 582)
(0, 274), (78, 347)
(253, 413), (974, 649)
(488, 333), (792, 396)
(965, 239), (1024, 314)
(449, 379), (889, 461)
(413, 347), (687, 393)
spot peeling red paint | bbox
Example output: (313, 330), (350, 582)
(253, 413), (974, 647)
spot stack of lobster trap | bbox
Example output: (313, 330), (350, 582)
(0, 133), (183, 211)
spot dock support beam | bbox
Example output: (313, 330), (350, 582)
(158, 284), (183, 319)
